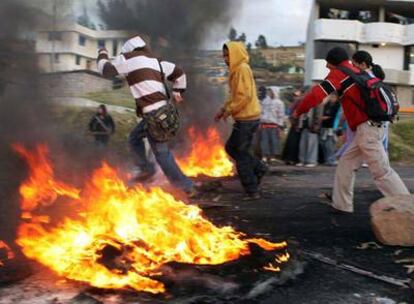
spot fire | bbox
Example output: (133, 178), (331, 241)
(13, 144), (288, 294)
(0, 241), (15, 266)
(177, 127), (234, 177)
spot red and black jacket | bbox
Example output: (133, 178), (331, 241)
(296, 61), (368, 131)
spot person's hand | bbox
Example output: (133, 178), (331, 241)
(214, 109), (225, 122)
(172, 92), (183, 104)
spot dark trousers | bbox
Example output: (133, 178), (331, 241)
(225, 120), (266, 194)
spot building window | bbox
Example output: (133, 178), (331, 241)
(54, 53), (60, 63)
(319, 6), (378, 23)
(404, 46), (414, 71)
(314, 41), (357, 61)
(98, 39), (106, 49)
(112, 39), (118, 56)
(79, 35), (86, 46)
(48, 32), (62, 41)
(76, 55), (81, 66)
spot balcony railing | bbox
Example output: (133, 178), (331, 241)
(312, 60), (414, 85)
(314, 19), (414, 46)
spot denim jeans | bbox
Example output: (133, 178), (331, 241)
(260, 127), (280, 157)
(128, 120), (193, 192)
(225, 120), (266, 194)
(299, 129), (319, 165)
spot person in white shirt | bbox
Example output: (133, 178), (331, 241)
(259, 88), (286, 162)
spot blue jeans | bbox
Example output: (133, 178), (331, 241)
(260, 127), (280, 157)
(299, 129), (318, 165)
(128, 120), (193, 192)
(225, 120), (267, 194)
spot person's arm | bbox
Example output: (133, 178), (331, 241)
(160, 61), (186, 103)
(277, 101), (286, 126)
(294, 71), (341, 117)
(97, 49), (130, 78)
(88, 116), (96, 132)
(108, 116), (115, 134)
(224, 66), (253, 116)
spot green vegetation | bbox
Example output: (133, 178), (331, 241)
(50, 104), (137, 158)
(389, 119), (414, 164)
(84, 87), (135, 109)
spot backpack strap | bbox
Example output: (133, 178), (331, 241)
(335, 66), (367, 113)
(157, 59), (171, 101)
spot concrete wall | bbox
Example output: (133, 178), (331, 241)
(38, 53), (98, 73)
(359, 44), (405, 70)
(40, 71), (114, 97)
(36, 23), (134, 73)
(396, 85), (414, 108)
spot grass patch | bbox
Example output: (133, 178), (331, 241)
(84, 87), (135, 109)
(50, 104), (137, 157)
(389, 119), (414, 164)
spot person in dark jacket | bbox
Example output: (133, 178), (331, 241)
(89, 104), (115, 146)
(320, 93), (340, 166)
(293, 47), (410, 213)
(282, 88), (304, 165)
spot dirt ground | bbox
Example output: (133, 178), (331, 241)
(0, 162), (413, 303)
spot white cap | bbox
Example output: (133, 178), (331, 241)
(121, 36), (146, 54)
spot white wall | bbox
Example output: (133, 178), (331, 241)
(358, 44), (404, 70)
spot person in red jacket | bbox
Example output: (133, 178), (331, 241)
(293, 47), (410, 213)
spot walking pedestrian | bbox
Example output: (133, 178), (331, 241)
(320, 93), (340, 166)
(215, 42), (267, 200)
(293, 47), (410, 213)
(97, 36), (195, 196)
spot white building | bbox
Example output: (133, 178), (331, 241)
(36, 22), (134, 73)
(305, 0), (414, 111)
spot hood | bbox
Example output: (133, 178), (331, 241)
(225, 41), (249, 71)
(121, 36), (146, 53)
(269, 87), (278, 99)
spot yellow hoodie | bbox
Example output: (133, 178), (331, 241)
(223, 41), (261, 121)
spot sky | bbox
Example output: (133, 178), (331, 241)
(74, 0), (312, 49)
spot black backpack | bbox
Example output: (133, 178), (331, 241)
(337, 66), (400, 122)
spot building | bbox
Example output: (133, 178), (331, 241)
(305, 0), (414, 110)
(36, 22), (134, 73)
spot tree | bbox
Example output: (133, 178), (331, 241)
(255, 35), (268, 49)
(246, 42), (252, 53)
(228, 27), (237, 41)
(237, 32), (246, 43)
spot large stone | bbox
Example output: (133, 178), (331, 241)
(370, 195), (414, 247)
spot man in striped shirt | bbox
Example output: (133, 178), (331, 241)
(97, 36), (194, 195)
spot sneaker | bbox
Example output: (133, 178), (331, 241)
(243, 192), (261, 201)
(362, 163), (369, 168)
(305, 163), (317, 168)
(296, 163), (304, 167)
(130, 169), (156, 183)
(262, 157), (268, 163)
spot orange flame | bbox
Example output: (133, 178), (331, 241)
(14, 145), (287, 293)
(12, 144), (80, 212)
(0, 241), (15, 266)
(177, 127), (234, 177)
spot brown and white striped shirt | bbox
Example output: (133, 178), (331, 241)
(97, 49), (186, 110)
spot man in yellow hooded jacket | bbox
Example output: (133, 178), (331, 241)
(215, 42), (268, 200)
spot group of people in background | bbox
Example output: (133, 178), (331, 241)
(257, 85), (342, 168)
